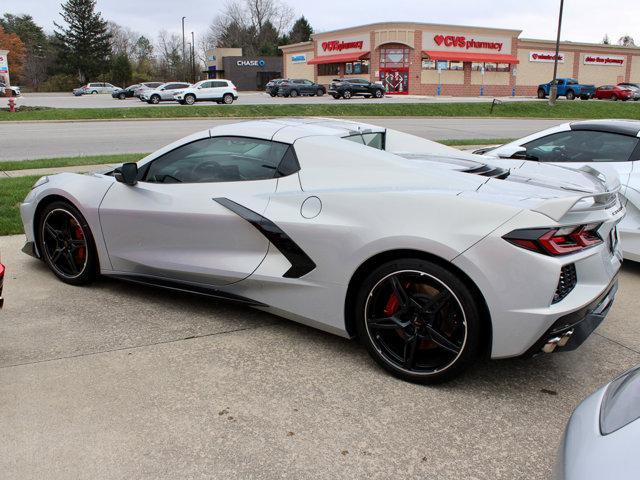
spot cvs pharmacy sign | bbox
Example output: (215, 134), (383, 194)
(321, 40), (364, 52)
(433, 34), (503, 52)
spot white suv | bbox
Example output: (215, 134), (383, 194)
(174, 79), (238, 105)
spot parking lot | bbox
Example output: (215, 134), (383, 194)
(14, 91), (545, 109)
(2, 229), (640, 479)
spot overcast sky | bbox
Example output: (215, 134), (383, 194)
(2, 0), (639, 46)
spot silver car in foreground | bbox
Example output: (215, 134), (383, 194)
(140, 82), (191, 104)
(556, 365), (640, 479)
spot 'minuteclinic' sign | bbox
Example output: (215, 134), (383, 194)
(291, 54), (307, 63)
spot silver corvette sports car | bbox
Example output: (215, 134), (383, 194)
(20, 118), (623, 383)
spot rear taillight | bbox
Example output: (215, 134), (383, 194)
(503, 224), (602, 256)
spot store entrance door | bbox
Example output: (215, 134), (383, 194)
(379, 68), (409, 95)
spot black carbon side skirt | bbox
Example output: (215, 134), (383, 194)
(213, 197), (316, 278)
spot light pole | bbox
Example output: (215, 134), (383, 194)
(549, 0), (565, 106)
(181, 17), (186, 67)
(191, 31), (195, 83)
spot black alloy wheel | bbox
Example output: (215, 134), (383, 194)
(38, 202), (97, 285)
(374, 89), (384, 98)
(356, 259), (480, 383)
(343, 90), (353, 99)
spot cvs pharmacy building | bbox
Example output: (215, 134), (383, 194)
(279, 22), (640, 96)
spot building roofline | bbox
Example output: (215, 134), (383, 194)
(310, 21), (522, 37)
(279, 41), (313, 51)
(519, 37), (640, 51)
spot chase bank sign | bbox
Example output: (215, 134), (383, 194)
(236, 59), (266, 67)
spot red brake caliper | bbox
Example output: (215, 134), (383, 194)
(73, 222), (86, 264)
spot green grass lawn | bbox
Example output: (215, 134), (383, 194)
(1, 100), (640, 121)
(0, 153), (146, 172)
(0, 175), (40, 235)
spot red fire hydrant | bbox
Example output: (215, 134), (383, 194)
(8, 96), (15, 112)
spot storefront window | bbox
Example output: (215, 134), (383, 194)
(318, 63), (340, 76)
(380, 47), (411, 68)
(471, 62), (510, 72)
(345, 61), (369, 75)
(422, 60), (463, 71)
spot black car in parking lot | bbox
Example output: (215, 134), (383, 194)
(277, 79), (326, 97)
(112, 84), (140, 100)
(265, 78), (286, 97)
(329, 78), (385, 99)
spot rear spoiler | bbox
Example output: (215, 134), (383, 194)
(532, 165), (621, 221)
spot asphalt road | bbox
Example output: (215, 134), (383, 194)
(1, 233), (639, 479)
(14, 91), (544, 109)
(0, 117), (565, 160)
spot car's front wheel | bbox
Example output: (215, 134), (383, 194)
(37, 201), (98, 285)
(316, 88), (324, 97)
(149, 95), (161, 104)
(373, 89), (384, 98)
(355, 258), (481, 384)
(184, 94), (196, 105)
(343, 90), (353, 99)
(118, 93), (126, 100)
(537, 89), (546, 99)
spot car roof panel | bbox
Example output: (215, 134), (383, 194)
(570, 120), (640, 137)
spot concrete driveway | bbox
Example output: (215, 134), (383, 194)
(2, 233), (639, 479)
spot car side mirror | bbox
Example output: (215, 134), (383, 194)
(114, 162), (138, 186)
(498, 145), (529, 159)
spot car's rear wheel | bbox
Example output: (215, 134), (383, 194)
(343, 90), (353, 99)
(37, 201), (98, 285)
(611, 94), (618, 101)
(537, 89), (546, 99)
(118, 92), (126, 100)
(355, 258), (481, 384)
(149, 95), (161, 104)
(185, 94), (196, 105)
(91, 90), (98, 94)
(316, 88), (324, 97)
(223, 93), (234, 104)
(566, 90), (575, 100)
(289, 89), (299, 98)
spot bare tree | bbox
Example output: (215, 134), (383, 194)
(107, 21), (139, 57)
(618, 35), (636, 47)
(156, 30), (182, 79)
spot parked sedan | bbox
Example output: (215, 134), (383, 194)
(475, 119), (640, 261)
(555, 365), (640, 480)
(594, 84), (640, 101)
(174, 79), (237, 105)
(133, 82), (164, 98)
(112, 84), (140, 100)
(19, 118), (622, 384)
(77, 82), (121, 95)
(265, 78), (286, 97)
(140, 82), (191, 104)
(329, 78), (385, 99)
(277, 79), (325, 97)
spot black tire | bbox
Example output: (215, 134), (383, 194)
(611, 94), (618, 101)
(355, 258), (481, 384)
(185, 94), (196, 105)
(316, 88), (324, 97)
(289, 89), (299, 98)
(37, 201), (98, 286)
(537, 89), (546, 99)
(332, 94), (340, 99)
(373, 89), (384, 98)
(566, 90), (575, 100)
(270, 92), (277, 97)
(118, 92), (126, 100)
(178, 100), (186, 105)
(149, 94), (161, 104)
(343, 90), (353, 99)
(222, 93), (234, 104)
(91, 90), (98, 95)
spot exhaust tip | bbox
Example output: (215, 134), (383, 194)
(542, 337), (562, 353)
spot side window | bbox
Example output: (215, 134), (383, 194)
(343, 134), (365, 145)
(523, 131), (639, 163)
(144, 137), (291, 184)
(212, 81), (227, 88)
(362, 132), (385, 150)
(200, 81), (213, 89)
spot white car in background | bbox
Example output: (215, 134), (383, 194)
(476, 120), (640, 261)
(140, 82), (191, 104)
(174, 79), (238, 105)
(0, 82), (20, 96)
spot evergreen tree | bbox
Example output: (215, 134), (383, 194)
(53, 0), (112, 83)
(110, 53), (132, 86)
(288, 16), (313, 44)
